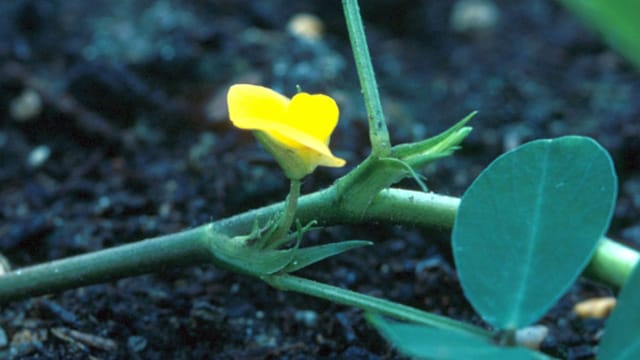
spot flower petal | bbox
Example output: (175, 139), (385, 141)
(284, 92), (339, 144)
(255, 128), (344, 179)
(240, 117), (345, 167)
(227, 84), (289, 130)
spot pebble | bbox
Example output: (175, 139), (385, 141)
(0, 327), (7, 348)
(573, 297), (617, 319)
(10, 329), (47, 357)
(0, 254), (10, 275)
(10, 88), (43, 122)
(515, 325), (549, 350)
(287, 13), (324, 40)
(128, 335), (147, 352)
(27, 145), (51, 168)
(450, 0), (500, 33)
(294, 310), (318, 327)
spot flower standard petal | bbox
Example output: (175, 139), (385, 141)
(227, 84), (289, 130)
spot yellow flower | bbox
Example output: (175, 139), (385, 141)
(227, 84), (346, 179)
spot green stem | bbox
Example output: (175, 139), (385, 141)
(2, 188), (636, 304)
(265, 179), (301, 249)
(366, 189), (460, 228)
(0, 225), (215, 304)
(220, 188), (459, 235)
(584, 238), (640, 289)
(265, 273), (490, 338)
(217, 187), (640, 290)
(342, 0), (391, 156)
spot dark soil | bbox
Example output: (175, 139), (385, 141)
(1, 1), (639, 359)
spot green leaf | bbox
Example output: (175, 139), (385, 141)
(283, 240), (372, 273)
(393, 111), (475, 168)
(452, 136), (617, 329)
(561, 0), (640, 70)
(599, 263), (640, 360)
(367, 314), (553, 360)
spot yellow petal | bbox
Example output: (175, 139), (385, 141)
(256, 131), (343, 179)
(284, 92), (339, 144)
(227, 84), (289, 130)
(248, 119), (346, 166)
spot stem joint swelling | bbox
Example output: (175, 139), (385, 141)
(331, 114), (475, 219)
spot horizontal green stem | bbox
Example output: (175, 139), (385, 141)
(219, 187), (459, 234)
(0, 225), (214, 304)
(265, 273), (490, 338)
(367, 189), (460, 228)
(1, 187), (637, 303)
(226, 187), (637, 288)
(584, 238), (640, 289)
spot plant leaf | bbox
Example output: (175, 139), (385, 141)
(561, 0), (640, 70)
(452, 136), (617, 329)
(283, 240), (372, 273)
(367, 314), (554, 360)
(599, 263), (640, 360)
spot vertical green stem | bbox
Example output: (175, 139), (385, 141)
(265, 273), (490, 338)
(266, 179), (301, 249)
(342, 0), (391, 156)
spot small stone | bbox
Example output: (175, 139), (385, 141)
(10, 329), (47, 357)
(0, 327), (7, 348)
(287, 13), (324, 40)
(230, 283), (240, 294)
(573, 297), (617, 319)
(95, 196), (111, 213)
(0, 254), (10, 275)
(295, 310), (318, 327)
(10, 88), (42, 122)
(127, 335), (147, 352)
(450, 0), (500, 34)
(27, 145), (51, 168)
(515, 325), (549, 350)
